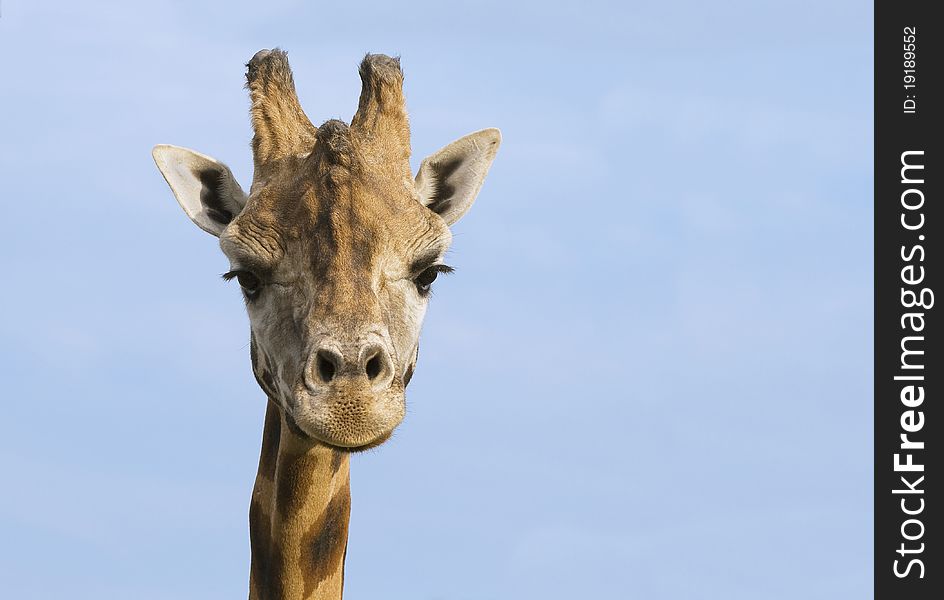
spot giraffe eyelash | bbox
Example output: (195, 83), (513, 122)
(414, 264), (453, 296)
(222, 270), (262, 301)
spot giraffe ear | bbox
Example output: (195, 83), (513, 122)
(415, 128), (501, 226)
(152, 145), (249, 237)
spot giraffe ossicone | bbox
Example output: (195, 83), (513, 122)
(153, 49), (499, 599)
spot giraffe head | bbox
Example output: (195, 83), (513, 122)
(153, 50), (500, 450)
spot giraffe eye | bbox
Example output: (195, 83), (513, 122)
(414, 265), (453, 296)
(223, 270), (261, 298)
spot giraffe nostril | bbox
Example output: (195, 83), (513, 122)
(316, 350), (338, 383)
(308, 343), (392, 389)
(365, 353), (382, 381)
(359, 344), (393, 389)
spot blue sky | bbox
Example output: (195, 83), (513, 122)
(0, 1), (872, 598)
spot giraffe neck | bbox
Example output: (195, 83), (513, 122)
(249, 400), (351, 600)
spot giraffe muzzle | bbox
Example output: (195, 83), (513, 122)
(282, 336), (405, 449)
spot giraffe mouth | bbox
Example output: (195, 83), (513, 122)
(282, 379), (406, 450)
(327, 431), (394, 453)
(282, 409), (395, 452)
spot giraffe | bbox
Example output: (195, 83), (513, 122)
(152, 49), (500, 599)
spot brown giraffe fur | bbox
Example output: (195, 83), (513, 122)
(152, 49), (500, 599)
(248, 401), (350, 599)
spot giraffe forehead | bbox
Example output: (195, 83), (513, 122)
(241, 120), (423, 246)
(227, 174), (448, 272)
(298, 181), (440, 258)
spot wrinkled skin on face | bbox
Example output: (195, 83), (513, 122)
(152, 50), (500, 450)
